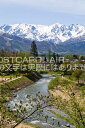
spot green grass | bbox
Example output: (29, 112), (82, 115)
(48, 74), (85, 128)
(0, 76), (33, 103)
(48, 77), (60, 89)
(48, 76), (74, 89)
(0, 72), (41, 128)
(24, 122), (45, 128)
(0, 76), (34, 127)
(49, 110), (71, 122)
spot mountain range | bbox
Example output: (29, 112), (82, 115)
(0, 23), (85, 54)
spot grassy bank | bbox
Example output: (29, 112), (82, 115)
(16, 122), (45, 128)
(48, 75), (85, 128)
(0, 76), (33, 103)
(48, 75), (74, 89)
(0, 72), (42, 128)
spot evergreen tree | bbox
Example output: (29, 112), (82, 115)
(30, 41), (38, 56)
(47, 50), (52, 60)
(52, 52), (56, 62)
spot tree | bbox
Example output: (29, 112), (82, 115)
(52, 89), (85, 128)
(4, 87), (85, 128)
(52, 52), (56, 63)
(30, 41), (38, 57)
(11, 92), (50, 128)
(72, 69), (82, 84)
(79, 55), (85, 60)
(65, 54), (78, 60)
(47, 50), (52, 60)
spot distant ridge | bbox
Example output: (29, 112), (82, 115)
(0, 23), (85, 43)
(0, 23), (85, 54)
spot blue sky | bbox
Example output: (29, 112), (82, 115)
(0, 0), (85, 26)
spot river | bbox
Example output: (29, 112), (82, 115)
(7, 75), (74, 128)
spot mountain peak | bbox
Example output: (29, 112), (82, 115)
(0, 23), (85, 43)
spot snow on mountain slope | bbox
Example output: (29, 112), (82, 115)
(0, 29), (4, 34)
(0, 23), (85, 43)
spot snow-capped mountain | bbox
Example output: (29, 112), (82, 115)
(0, 23), (85, 43)
(0, 32), (85, 54)
(0, 23), (85, 54)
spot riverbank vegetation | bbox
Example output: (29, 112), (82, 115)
(15, 122), (45, 128)
(48, 71), (85, 128)
(0, 72), (41, 128)
(0, 47), (85, 128)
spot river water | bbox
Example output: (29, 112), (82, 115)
(7, 75), (74, 128)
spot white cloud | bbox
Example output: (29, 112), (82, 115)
(0, 0), (85, 15)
